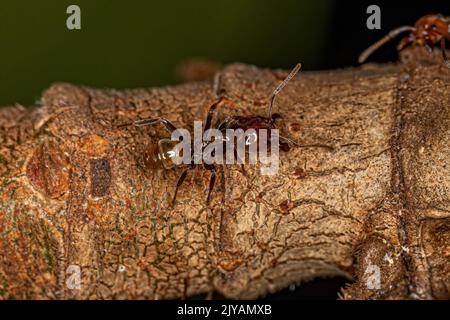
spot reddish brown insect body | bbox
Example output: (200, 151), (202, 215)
(359, 14), (450, 68)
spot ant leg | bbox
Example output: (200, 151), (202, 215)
(268, 63), (301, 119)
(204, 98), (236, 132)
(133, 117), (178, 134)
(206, 166), (217, 205)
(279, 135), (334, 151)
(424, 38), (436, 54)
(172, 164), (193, 207)
(396, 35), (413, 51)
(213, 164), (227, 208)
(358, 26), (416, 63)
(217, 117), (236, 131)
(219, 119), (247, 175)
(234, 147), (247, 177)
(220, 165), (226, 194)
(271, 113), (282, 123)
(441, 38), (450, 68)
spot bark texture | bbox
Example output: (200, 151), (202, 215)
(0, 48), (449, 299)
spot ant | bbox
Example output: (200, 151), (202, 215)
(359, 14), (450, 68)
(120, 63), (313, 207)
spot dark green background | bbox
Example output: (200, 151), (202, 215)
(0, 1), (333, 106)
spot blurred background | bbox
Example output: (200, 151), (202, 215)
(0, 0), (448, 107)
(0, 0), (447, 299)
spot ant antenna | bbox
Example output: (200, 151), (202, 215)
(268, 63), (301, 119)
(358, 26), (416, 63)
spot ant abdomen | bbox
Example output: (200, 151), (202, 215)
(143, 139), (178, 171)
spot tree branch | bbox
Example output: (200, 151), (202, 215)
(0, 48), (449, 299)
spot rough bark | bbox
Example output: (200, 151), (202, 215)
(0, 48), (448, 300)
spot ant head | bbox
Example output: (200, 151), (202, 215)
(414, 15), (448, 44)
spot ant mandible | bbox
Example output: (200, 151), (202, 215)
(359, 14), (450, 68)
(120, 63), (305, 207)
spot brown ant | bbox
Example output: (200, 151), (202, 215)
(359, 14), (450, 68)
(120, 63), (322, 207)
